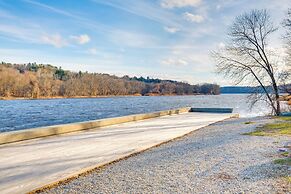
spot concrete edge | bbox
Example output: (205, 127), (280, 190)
(0, 107), (191, 145)
(230, 113), (240, 118)
(28, 114), (238, 194)
(190, 108), (233, 113)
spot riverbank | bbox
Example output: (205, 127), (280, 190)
(0, 94), (209, 100)
(42, 116), (290, 194)
(0, 95), (141, 100)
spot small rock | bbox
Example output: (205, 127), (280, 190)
(278, 148), (288, 152)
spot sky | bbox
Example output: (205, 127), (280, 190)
(0, 0), (290, 85)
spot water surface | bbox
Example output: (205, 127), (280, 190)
(0, 94), (270, 132)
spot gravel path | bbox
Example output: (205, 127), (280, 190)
(42, 117), (290, 194)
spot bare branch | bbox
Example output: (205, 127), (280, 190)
(212, 9), (282, 115)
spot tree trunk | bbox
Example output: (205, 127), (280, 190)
(273, 82), (281, 116)
(269, 73), (281, 115)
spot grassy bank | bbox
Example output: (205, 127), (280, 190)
(244, 116), (291, 169)
(244, 117), (291, 136)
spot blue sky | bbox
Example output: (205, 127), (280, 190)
(0, 0), (290, 85)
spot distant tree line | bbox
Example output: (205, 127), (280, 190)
(0, 62), (220, 98)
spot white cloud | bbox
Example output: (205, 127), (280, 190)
(218, 42), (225, 49)
(160, 0), (202, 9)
(164, 26), (179, 33)
(158, 42), (217, 75)
(70, 34), (90, 44)
(41, 33), (91, 48)
(0, 23), (40, 43)
(42, 34), (67, 48)
(109, 30), (158, 48)
(92, 0), (182, 30)
(23, 0), (77, 19)
(183, 12), (204, 23)
(88, 48), (97, 55)
(161, 58), (188, 66)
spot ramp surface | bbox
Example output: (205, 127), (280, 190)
(0, 112), (234, 194)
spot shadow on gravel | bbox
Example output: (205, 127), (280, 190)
(240, 161), (291, 193)
(240, 161), (289, 181)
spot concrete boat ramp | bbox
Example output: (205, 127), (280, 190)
(0, 108), (237, 194)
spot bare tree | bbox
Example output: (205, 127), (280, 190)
(282, 8), (291, 94)
(284, 9), (291, 57)
(213, 9), (282, 115)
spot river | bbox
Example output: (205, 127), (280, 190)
(0, 94), (271, 133)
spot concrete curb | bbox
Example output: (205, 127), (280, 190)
(190, 108), (233, 113)
(0, 107), (191, 145)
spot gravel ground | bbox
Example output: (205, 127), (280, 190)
(42, 117), (290, 194)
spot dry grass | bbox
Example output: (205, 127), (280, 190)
(244, 121), (255, 124)
(278, 117), (291, 122)
(274, 158), (291, 166)
(244, 116), (291, 136)
(281, 152), (289, 157)
(212, 172), (236, 181)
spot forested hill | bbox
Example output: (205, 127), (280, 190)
(0, 62), (220, 99)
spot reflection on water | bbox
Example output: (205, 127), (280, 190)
(0, 94), (271, 132)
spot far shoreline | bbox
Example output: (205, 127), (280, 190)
(0, 93), (217, 101)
